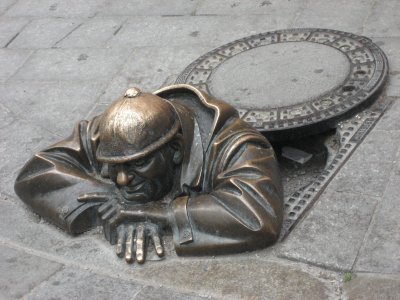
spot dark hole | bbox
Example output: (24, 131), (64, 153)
(355, 70), (366, 75)
(270, 129), (336, 197)
(343, 85), (356, 92)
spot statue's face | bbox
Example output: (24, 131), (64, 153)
(107, 144), (179, 203)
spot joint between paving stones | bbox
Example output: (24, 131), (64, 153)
(20, 264), (65, 299)
(53, 22), (84, 47)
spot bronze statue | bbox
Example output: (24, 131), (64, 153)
(14, 84), (283, 264)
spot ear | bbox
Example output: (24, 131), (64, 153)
(170, 134), (183, 164)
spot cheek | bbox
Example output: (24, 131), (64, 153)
(136, 154), (168, 179)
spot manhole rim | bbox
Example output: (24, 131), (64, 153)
(175, 28), (389, 138)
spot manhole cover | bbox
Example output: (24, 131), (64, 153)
(175, 28), (388, 140)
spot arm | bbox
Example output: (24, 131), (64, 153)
(171, 139), (283, 255)
(101, 136), (283, 257)
(14, 117), (114, 235)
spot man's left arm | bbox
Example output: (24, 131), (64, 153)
(170, 140), (284, 255)
(99, 136), (284, 258)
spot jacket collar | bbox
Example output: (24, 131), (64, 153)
(154, 84), (238, 190)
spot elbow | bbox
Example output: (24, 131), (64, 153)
(245, 211), (283, 248)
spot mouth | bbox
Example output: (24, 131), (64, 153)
(121, 180), (146, 194)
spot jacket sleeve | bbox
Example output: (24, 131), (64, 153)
(14, 116), (113, 235)
(171, 131), (284, 256)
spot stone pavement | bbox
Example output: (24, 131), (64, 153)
(1, 0), (400, 299)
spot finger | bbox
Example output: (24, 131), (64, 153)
(100, 206), (117, 222)
(98, 201), (114, 215)
(115, 225), (126, 258)
(77, 192), (112, 203)
(135, 224), (145, 264)
(151, 230), (164, 257)
(125, 225), (135, 263)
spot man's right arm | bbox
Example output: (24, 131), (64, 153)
(14, 117), (114, 235)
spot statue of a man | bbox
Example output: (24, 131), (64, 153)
(14, 84), (283, 263)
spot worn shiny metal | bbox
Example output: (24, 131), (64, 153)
(14, 84), (283, 263)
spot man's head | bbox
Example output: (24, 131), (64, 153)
(97, 87), (183, 203)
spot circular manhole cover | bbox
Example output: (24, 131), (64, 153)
(175, 28), (388, 140)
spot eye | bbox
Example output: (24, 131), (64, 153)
(133, 157), (150, 167)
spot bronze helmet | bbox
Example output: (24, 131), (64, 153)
(96, 87), (180, 163)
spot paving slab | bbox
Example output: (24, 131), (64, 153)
(11, 47), (130, 81)
(130, 258), (333, 300)
(135, 286), (208, 300)
(0, 17), (29, 47)
(354, 161), (400, 273)
(0, 0), (16, 15)
(0, 80), (104, 136)
(24, 266), (208, 300)
(0, 49), (33, 82)
(0, 243), (62, 299)
(98, 0), (199, 16)
(363, 0), (400, 37)
(5, 0), (106, 18)
(24, 267), (143, 300)
(343, 274), (400, 300)
(196, 0), (303, 18)
(327, 156), (393, 198)
(0, 102), (15, 130)
(385, 73), (400, 98)
(56, 17), (126, 48)
(373, 38), (400, 71)
(292, 0), (374, 34)
(7, 18), (81, 49)
(278, 190), (379, 271)
(97, 45), (211, 104)
(107, 15), (295, 49)
(0, 119), (58, 196)
(350, 129), (400, 163)
(0, 196), (73, 253)
(374, 98), (400, 131)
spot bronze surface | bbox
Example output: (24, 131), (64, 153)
(14, 84), (284, 263)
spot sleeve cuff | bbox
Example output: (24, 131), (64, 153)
(171, 196), (193, 245)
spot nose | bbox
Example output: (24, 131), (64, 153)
(116, 170), (134, 186)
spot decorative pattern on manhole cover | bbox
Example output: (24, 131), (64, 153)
(175, 28), (388, 137)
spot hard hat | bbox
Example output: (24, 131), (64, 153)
(96, 87), (180, 163)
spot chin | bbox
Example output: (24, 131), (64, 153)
(120, 190), (152, 204)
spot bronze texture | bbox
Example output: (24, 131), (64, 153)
(14, 84), (283, 263)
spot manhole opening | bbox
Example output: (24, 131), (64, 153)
(268, 128), (337, 197)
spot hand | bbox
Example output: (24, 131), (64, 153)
(78, 191), (123, 242)
(114, 222), (164, 264)
(78, 191), (171, 244)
